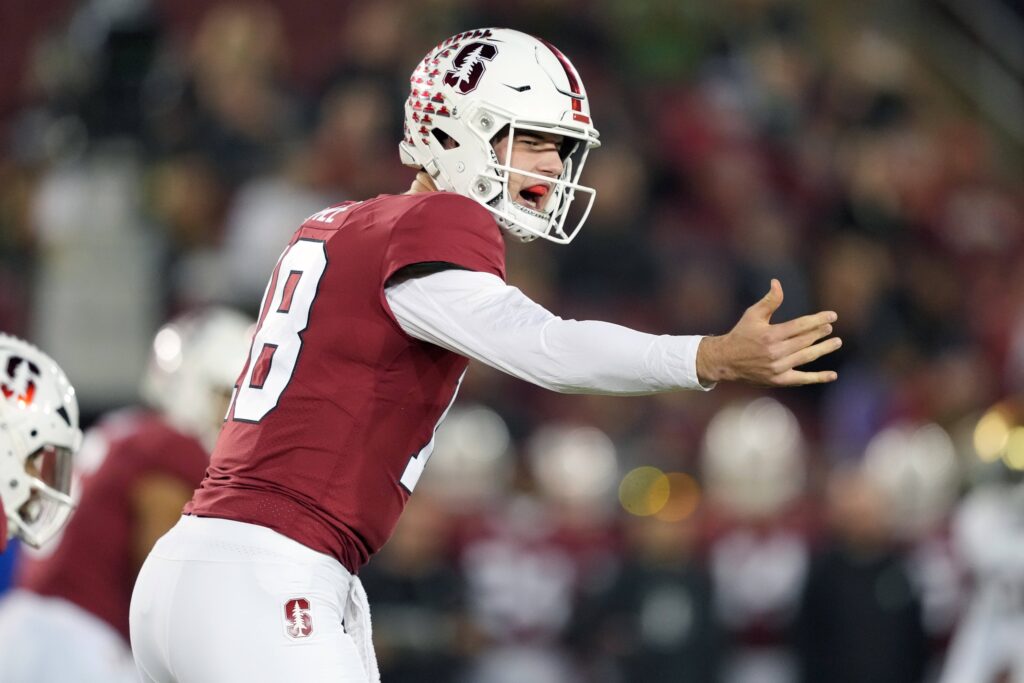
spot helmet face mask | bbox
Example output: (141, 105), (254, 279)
(0, 335), (81, 548)
(14, 444), (75, 547)
(485, 116), (596, 244)
(400, 28), (600, 244)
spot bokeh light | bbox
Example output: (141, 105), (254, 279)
(654, 472), (702, 522)
(619, 466), (670, 516)
(1003, 427), (1024, 471)
(974, 408), (1010, 462)
(152, 328), (183, 373)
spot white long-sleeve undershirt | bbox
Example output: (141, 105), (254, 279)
(385, 268), (712, 395)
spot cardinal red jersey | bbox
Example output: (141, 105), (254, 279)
(187, 192), (506, 573)
(17, 409), (209, 641)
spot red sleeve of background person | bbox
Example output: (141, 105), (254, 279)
(188, 192), (506, 573)
(17, 410), (209, 642)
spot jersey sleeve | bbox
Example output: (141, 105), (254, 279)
(386, 268), (712, 395)
(383, 193), (506, 283)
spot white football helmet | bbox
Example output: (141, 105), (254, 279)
(399, 28), (601, 244)
(419, 403), (513, 508)
(0, 334), (81, 548)
(527, 423), (619, 510)
(863, 422), (961, 537)
(140, 307), (254, 449)
(702, 397), (807, 519)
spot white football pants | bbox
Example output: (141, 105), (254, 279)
(129, 515), (379, 683)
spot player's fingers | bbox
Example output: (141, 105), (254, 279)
(772, 368), (840, 386)
(772, 324), (834, 360)
(772, 336), (842, 375)
(771, 310), (837, 340)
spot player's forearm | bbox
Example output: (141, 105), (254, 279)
(532, 318), (707, 394)
(385, 269), (711, 395)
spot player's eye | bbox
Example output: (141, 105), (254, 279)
(519, 136), (555, 151)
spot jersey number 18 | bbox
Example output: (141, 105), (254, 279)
(229, 238), (327, 423)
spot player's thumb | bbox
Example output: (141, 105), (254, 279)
(752, 279), (784, 320)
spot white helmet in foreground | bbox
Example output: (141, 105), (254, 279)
(400, 28), (601, 244)
(141, 307), (255, 449)
(0, 334), (81, 548)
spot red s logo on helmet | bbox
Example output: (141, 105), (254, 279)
(1, 356), (40, 405)
(443, 43), (498, 94)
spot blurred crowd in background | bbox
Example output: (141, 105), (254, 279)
(1, 0), (1024, 681)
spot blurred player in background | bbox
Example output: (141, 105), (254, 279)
(0, 335), (81, 556)
(130, 28), (842, 683)
(456, 423), (621, 683)
(862, 422), (965, 679)
(939, 399), (1024, 683)
(359, 403), (516, 682)
(701, 398), (811, 683)
(0, 309), (252, 683)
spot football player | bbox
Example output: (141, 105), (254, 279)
(130, 28), (842, 683)
(0, 309), (252, 683)
(0, 334), (80, 556)
(702, 398), (812, 683)
(939, 400), (1024, 683)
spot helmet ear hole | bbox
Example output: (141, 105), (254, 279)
(432, 129), (459, 150)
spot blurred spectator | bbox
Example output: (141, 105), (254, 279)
(795, 467), (928, 683)
(360, 494), (470, 683)
(176, 2), (299, 186)
(29, 148), (163, 415)
(570, 515), (721, 683)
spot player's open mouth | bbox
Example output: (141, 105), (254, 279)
(518, 184), (550, 210)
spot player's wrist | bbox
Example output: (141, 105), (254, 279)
(696, 335), (728, 384)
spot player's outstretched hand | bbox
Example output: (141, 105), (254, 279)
(696, 279), (841, 387)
